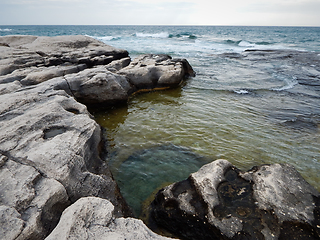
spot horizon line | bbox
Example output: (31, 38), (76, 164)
(1, 24), (320, 28)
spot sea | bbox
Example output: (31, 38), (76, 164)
(1, 25), (320, 217)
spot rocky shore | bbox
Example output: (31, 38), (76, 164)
(0, 35), (319, 240)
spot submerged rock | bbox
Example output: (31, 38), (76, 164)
(149, 159), (320, 240)
(116, 144), (209, 217)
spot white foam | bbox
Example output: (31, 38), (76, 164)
(96, 36), (118, 41)
(0, 28), (12, 32)
(238, 40), (255, 47)
(273, 77), (298, 91)
(234, 89), (249, 94)
(135, 32), (169, 38)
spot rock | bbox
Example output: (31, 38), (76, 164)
(0, 152), (69, 239)
(0, 78), (130, 213)
(46, 197), (173, 240)
(0, 35), (129, 83)
(64, 66), (132, 105)
(150, 159), (320, 240)
(0, 35), (195, 239)
(118, 54), (195, 90)
(106, 57), (131, 72)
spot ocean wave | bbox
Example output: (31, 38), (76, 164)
(135, 32), (169, 38)
(0, 28), (12, 32)
(135, 32), (197, 40)
(224, 39), (242, 45)
(174, 32), (197, 39)
(89, 35), (121, 42)
(272, 76), (298, 91)
(224, 39), (274, 48)
(238, 40), (256, 47)
(234, 89), (250, 94)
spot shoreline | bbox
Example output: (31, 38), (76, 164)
(0, 35), (319, 240)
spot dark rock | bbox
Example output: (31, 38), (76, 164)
(149, 159), (320, 240)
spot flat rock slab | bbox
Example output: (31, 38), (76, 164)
(150, 159), (320, 240)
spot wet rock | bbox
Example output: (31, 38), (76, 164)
(150, 159), (320, 240)
(46, 197), (173, 240)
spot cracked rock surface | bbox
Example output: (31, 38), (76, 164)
(46, 197), (173, 240)
(0, 35), (194, 239)
(150, 159), (320, 240)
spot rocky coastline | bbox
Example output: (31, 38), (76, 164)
(0, 35), (319, 240)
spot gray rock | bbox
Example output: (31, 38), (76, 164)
(46, 197), (173, 240)
(119, 54), (195, 90)
(0, 153), (69, 239)
(0, 35), (195, 239)
(106, 57), (131, 72)
(150, 159), (320, 240)
(64, 66), (132, 105)
(0, 35), (129, 81)
(0, 80), (129, 213)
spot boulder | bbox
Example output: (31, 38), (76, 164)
(118, 54), (195, 91)
(64, 66), (132, 105)
(46, 197), (173, 240)
(150, 159), (320, 240)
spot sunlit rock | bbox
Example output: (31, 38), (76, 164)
(46, 197), (173, 240)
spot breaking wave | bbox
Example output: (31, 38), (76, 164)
(135, 32), (170, 38)
(135, 32), (197, 39)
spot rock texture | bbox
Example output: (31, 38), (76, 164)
(46, 197), (173, 240)
(150, 159), (320, 240)
(0, 35), (194, 239)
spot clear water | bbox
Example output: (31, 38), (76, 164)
(2, 25), (320, 217)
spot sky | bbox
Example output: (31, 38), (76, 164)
(0, 0), (320, 26)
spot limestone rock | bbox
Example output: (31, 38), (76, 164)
(0, 35), (195, 239)
(0, 153), (69, 240)
(0, 70), (130, 239)
(64, 66), (132, 105)
(0, 35), (129, 83)
(119, 54), (195, 90)
(150, 159), (320, 240)
(46, 197), (173, 240)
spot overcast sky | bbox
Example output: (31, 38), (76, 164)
(0, 0), (320, 26)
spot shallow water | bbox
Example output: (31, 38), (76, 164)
(95, 53), (320, 215)
(2, 25), (319, 217)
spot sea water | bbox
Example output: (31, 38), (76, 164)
(2, 25), (320, 216)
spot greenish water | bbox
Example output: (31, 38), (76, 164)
(95, 85), (320, 216)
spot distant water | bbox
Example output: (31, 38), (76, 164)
(2, 25), (320, 216)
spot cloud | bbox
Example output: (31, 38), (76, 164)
(0, 0), (319, 25)
(189, 0), (320, 26)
